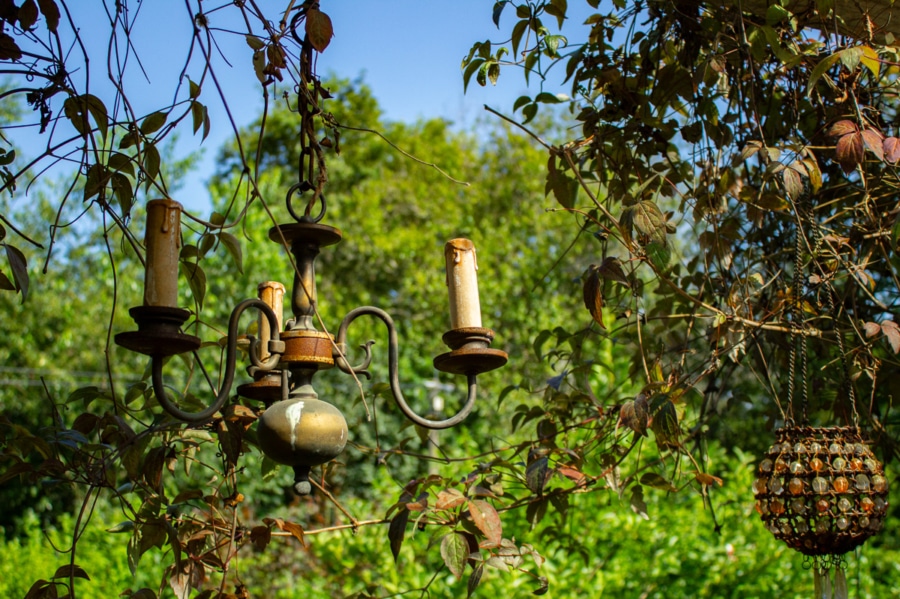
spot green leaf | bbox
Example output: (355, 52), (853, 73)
(65, 95), (109, 140)
(545, 156), (577, 209)
(806, 52), (841, 97)
(467, 564), (484, 598)
(143, 143), (160, 185)
(633, 200), (667, 245)
(180, 261), (207, 309)
(765, 4), (790, 25)
(108, 152), (135, 177)
(441, 532), (469, 580)
(639, 472), (676, 492)
(188, 78), (201, 99)
(0, 148), (15, 166)
(839, 46), (862, 72)
(245, 35), (265, 51)
(140, 111), (168, 136)
(463, 57), (484, 93)
(111, 172), (134, 216)
(525, 456), (550, 494)
(5, 243), (28, 301)
(645, 241), (671, 270)
(512, 19), (528, 57)
(218, 231), (243, 274)
(83, 163), (109, 200)
(630, 484), (649, 520)
(492, 1), (506, 26)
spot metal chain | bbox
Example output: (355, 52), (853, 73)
(287, 2), (327, 223)
(805, 200), (860, 428)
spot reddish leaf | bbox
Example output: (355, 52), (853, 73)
(882, 320), (900, 353)
(435, 488), (468, 511)
(305, 7), (333, 52)
(862, 128), (885, 160)
(835, 131), (864, 173)
(827, 119), (858, 137)
(388, 509), (408, 562)
(249, 526), (271, 551)
(440, 532), (469, 580)
(597, 256), (630, 286)
(884, 137), (900, 163)
(557, 465), (587, 487)
(864, 321), (882, 338)
(782, 167), (803, 200)
(469, 499), (502, 548)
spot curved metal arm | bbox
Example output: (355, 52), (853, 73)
(334, 306), (478, 430)
(152, 299), (282, 423)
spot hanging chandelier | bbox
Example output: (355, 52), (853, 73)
(114, 5), (507, 496)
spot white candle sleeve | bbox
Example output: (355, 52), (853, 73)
(444, 238), (482, 329)
(143, 198), (183, 307)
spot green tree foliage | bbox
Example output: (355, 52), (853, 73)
(1, 0), (899, 597)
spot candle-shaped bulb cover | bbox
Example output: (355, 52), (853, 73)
(445, 238), (482, 330)
(143, 198), (183, 307)
(257, 281), (285, 360)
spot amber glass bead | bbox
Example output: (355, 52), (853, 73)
(860, 497), (875, 513)
(833, 477), (849, 493)
(809, 458), (825, 472)
(770, 499), (785, 515)
(816, 498), (830, 513)
(788, 478), (804, 495)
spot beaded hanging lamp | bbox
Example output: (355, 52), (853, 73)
(752, 209), (889, 598)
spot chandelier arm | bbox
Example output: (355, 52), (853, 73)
(151, 299), (283, 423)
(334, 306), (478, 430)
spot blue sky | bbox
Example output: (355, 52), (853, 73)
(12, 2), (588, 212)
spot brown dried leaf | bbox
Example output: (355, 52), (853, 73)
(582, 266), (605, 328)
(305, 7), (333, 52)
(469, 499), (502, 548)
(694, 471), (724, 487)
(882, 320), (900, 353)
(278, 519), (307, 547)
(862, 128), (885, 161)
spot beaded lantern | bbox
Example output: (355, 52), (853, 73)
(753, 426), (889, 594)
(752, 203), (890, 598)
